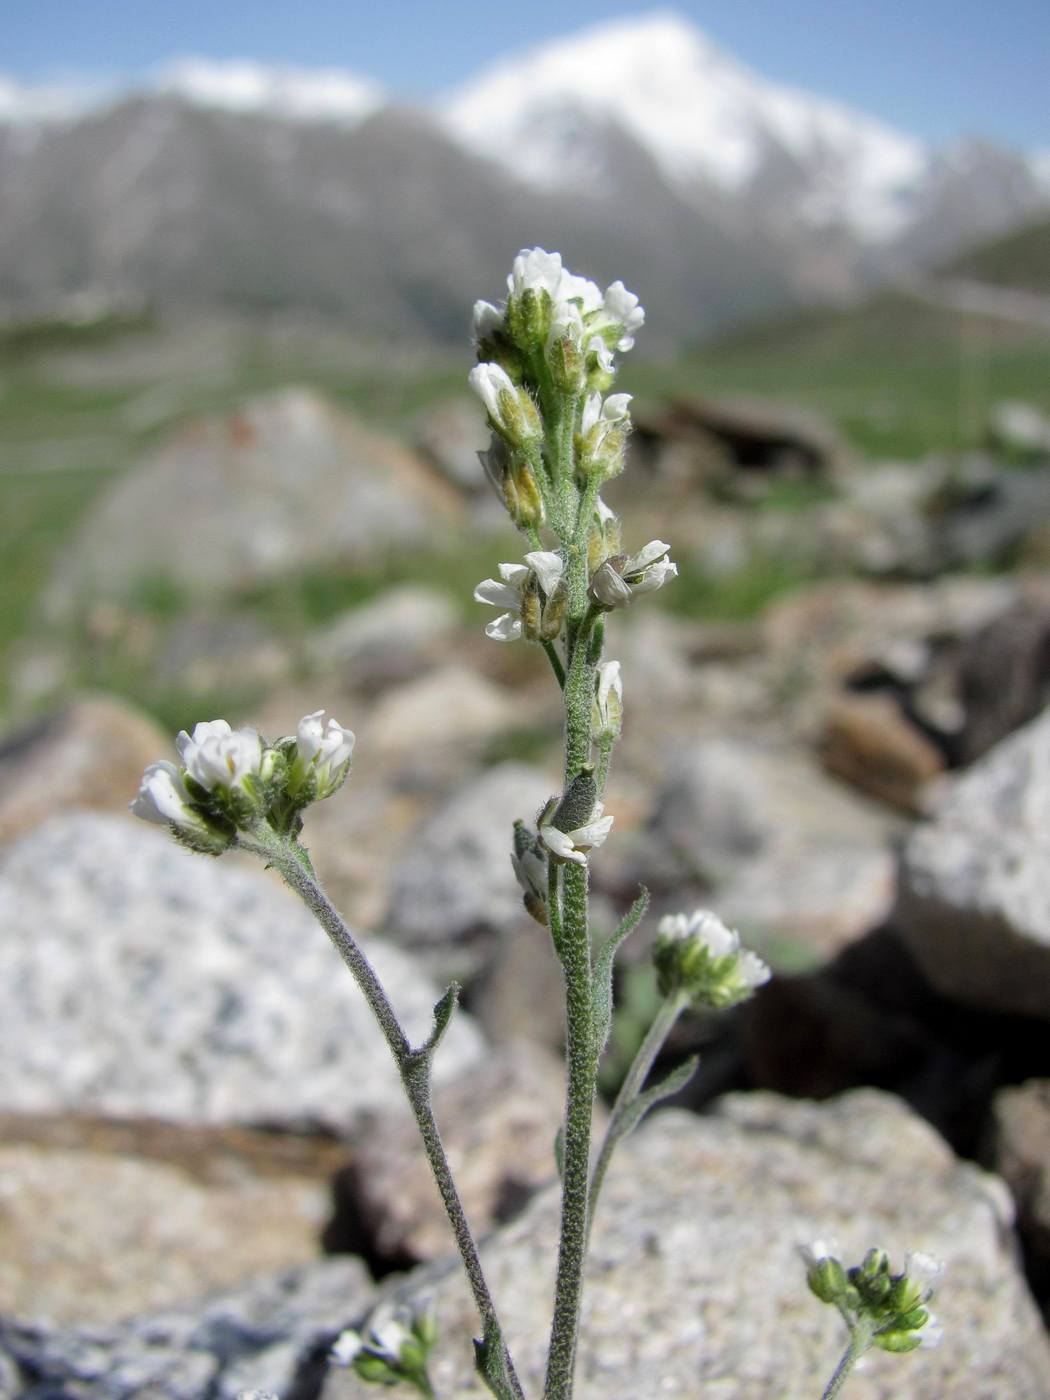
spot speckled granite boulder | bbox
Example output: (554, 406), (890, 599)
(0, 1258), (374, 1400)
(325, 1091), (1050, 1399)
(0, 813), (483, 1129)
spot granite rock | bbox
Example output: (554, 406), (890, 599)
(322, 1090), (1050, 1398)
(383, 763), (555, 948)
(896, 706), (1050, 1017)
(0, 813), (483, 1128)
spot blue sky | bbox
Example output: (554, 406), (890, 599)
(2, 0), (1046, 148)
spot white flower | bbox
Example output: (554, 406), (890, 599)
(474, 550), (565, 642)
(919, 1312), (943, 1349)
(330, 1328), (364, 1366)
(472, 299), (503, 343)
(655, 908), (770, 1006)
(131, 761), (199, 830)
(593, 660), (623, 740)
(904, 1251), (943, 1297)
(592, 280), (645, 351)
(508, 247), (566, 300)
(468, 362), (540, 444)
(580, 391), (632, 436)
(548, 302), (584, 350)
(587, 335), (614, 374)
(468, 361), (516, 422)
(539, 804), (614, 866)
(176, 719), (267, 794)
(798, 1238), (839, 1270)
(559, 268), (604, 313)
(292, 710), (355, 796)
(590, 539), (678, 609)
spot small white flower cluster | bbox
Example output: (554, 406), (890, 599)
(801, 1242), (943, 1355)
(330, 1299), (437, 1391)
(654, 909), (770, 1009)
(539, 803), (613, 867)
(131, 710), (354, 852)
(473, 247), (644, 359)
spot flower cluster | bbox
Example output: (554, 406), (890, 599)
(653, 909), (770, 1009)
(802, 1243), (943, 1354)
(330, 1300), (438, 1396)
(474, 550), (566, 642)
(468, 247), (675, 643)
(131, 710), (354, 853)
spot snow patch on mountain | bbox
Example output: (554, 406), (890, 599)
(441, 10), (927, 240)
(154, 58), (385, 125)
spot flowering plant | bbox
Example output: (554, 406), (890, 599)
(132, 249), (937, 1399)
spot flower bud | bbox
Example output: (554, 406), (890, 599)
(130, 760), (233, 855)
(469, 363), (542, 449)
(593, 660), (623, 741)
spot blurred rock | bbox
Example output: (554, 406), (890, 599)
(364, 665), (518, 766)
(633, 395), (847, 490)
(307, 586), (459, 690)
(149, 613), (292, 695)
(47, 389), (461, 609)
(820, 692), (945, 813)
(989, 1080), (1050, 1300)
(0, 1120), (337, 1324)
(323, 1093), (1050, 1398)
(414, 397), (487, 492)
(383, 762), (554, 951)
(0, 1256), (373, 1400)
(637, 740), (898, 958)
(0, 696), (169, 846)
(0, 813), (483, 1127)
(989, 401), (1050, 459)
(956, 595), (1050, 763)
(345, 1043), (568, 1264)
(896, 708), (1050, 1018)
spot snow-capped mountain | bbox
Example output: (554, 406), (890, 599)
(441, 11), (956, 243)
(0, 12), (1046, 338)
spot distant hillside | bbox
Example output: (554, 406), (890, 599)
(940, 217), (1050, 294)
(625, 291), (1050, 459)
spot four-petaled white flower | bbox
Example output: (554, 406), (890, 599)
(474, 550), (566, 642)
(539, 804), (614, 866)
(590, 539), (678, 609)
(292, 709), (355, 797)
(176, 719), (269, 794)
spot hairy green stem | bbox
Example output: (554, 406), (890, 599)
(820, 1328), (871, 1400)
(544, 515), (600, 1398)
(544, 858), (595, 1400)
(587, 991), (685, 1237)
(240, 830), (524, 1400)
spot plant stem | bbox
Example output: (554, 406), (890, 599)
(544, 530), (599, 1398)
(544, 858), (595, 1400)
(820, 1330), (870, 1400)
(587, 991), (684, 1236)
(240, 831), (524, 1400)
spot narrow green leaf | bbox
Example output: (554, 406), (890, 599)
(590, 888), (649, 1060)
(420, 982), (460, 1059)
(606, 1055), (699, 1154)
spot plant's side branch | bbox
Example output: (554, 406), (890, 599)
(239, 831), (525, 1400)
